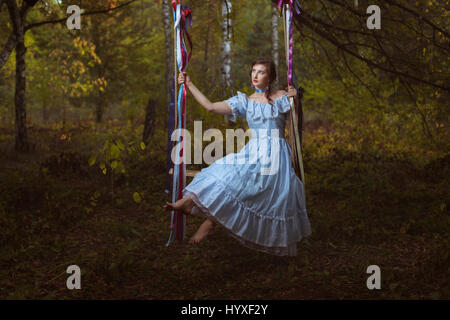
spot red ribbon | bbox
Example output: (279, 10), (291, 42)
(180, 5), (193, 68)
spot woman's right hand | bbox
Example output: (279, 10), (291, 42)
(178, 72), (191, 86)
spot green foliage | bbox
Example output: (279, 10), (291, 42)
(1, 120), (448, 299)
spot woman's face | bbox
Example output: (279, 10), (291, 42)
(251, 64), (270, 90)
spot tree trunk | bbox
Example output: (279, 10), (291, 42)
(7, 0), (29, 152)
(14, 36), (28, 152)
(95, 95), (104, 123)
(271, 6), (279, 90)
(221, 0), (232, 92)
(221, 0), (232, 123)
(142, 98), (156, 144)
(42, 97), (49, 123)
(6, 0), (36, 151)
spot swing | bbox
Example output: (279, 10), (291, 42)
(166, 0), (305, 246)
(168, 168), (198, 177)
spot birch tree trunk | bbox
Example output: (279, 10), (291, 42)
(271, 6), (279, 90)
(221, 0), (232, 93)
(202, 20), (210, 88)
(162, 0), (173, 125)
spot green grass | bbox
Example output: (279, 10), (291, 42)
(0, 121), (448, 299)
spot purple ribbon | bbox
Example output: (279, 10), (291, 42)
(278, 1), (301, 85)
(279, 1), (299, 86)
(288, 9), (293, 86)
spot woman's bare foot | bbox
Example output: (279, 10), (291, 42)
(163, 196), (195, 215)
(189, 219), (215, 244)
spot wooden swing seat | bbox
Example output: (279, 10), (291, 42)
(168, 168), (200, 177)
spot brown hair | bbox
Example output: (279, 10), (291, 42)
(249, 58), (277, 106)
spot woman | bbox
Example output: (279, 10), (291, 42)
(163, 58), (311, 256)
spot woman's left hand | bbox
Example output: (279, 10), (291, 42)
(286, 86), (297, 99)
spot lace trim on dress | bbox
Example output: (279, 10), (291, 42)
(188, 192), (299, 257)
(183, 173), (311, 256)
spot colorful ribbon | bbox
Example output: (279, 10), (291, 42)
(166, 0), (193, 246)
(281, 2), (305, 184)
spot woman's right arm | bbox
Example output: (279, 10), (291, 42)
(179, 72), (232, 115)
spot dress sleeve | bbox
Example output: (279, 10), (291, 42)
(275, 93), (291, 113)
(225, 92), (247, 122)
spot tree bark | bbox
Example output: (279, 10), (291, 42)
(221, 0), (232, 124)
(221, 0), (232, 92)
(142, 98), (156, 144)
(95, 94), (105, 123)
(14, 31), (28, 152)
(7, 0), (29, 151)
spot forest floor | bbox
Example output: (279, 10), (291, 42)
(0, 120), (448, 299)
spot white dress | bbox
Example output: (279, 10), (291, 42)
(182, 91), (312, 256)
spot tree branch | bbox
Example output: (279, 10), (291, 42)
(383, 0), (450, 39)
(5, 0), (20, 32)
(372, 31), (434, 141)
(0, 33), (16, 69)
(296, 10), (448, 91)
(25, 0), (137, 31)
(0, 0), (137, 70)
(382, 16), (450, 54)
(340, 48), (380, 105)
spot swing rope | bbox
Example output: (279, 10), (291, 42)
(279, 0), (306, 185)
(166, 0), (193, 246)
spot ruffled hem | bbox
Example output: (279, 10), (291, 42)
(182, 173), (311, 256)
(190, 199), (298, 256)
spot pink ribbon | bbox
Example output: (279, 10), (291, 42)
(288, 9), (293, 86)
(279, 2), (299, 85)
(278, 1), (301, 86)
